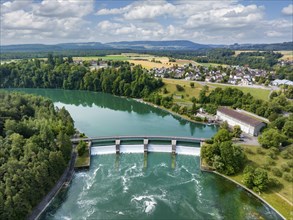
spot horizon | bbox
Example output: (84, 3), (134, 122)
(1, 0), (292, 45)
(1, 39), (293, 47)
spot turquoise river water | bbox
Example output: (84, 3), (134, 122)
(10, 89), (281, 219)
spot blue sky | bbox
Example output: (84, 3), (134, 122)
(1, 0), (292, 45)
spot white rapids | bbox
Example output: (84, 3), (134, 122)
(91, 144), (200, 156)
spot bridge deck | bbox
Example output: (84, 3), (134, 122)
(71, 135), (207, 143)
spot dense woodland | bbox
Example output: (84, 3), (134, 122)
(194, 50), (282, 70)
(0, 56), (163, 98)
(0, 92), (74, 219)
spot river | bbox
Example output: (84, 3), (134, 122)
(10, 89), (281, 219)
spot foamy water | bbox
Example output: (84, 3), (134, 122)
(41, 154), (282, 220)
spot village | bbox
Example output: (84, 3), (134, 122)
(151, 62), (293, 86)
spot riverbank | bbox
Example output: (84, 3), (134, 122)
(134, 98), (217, 127)
(213, 171), (286, 220)
(28, 152), (77, 220)
(200, 149), (292, 219)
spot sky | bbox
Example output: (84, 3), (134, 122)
(0, 0), (292, 45)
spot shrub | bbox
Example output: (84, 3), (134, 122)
(190, 82), (195, 88)
(194, 116), (203, 122)
(205, 139), (214, 144)
(287, 160), (293, 168)
(267, 148), (279, 159)
(265, 156), (275, 166)
(283, 173), (293, 182)
(176, 84), (184, 92)
(244, 148), (254, 154)
(271, 167), (282, 177)
(280, 146), (293, 159)
(281, 163), (290, 172)
(256, 148), (265, 155)
(268, 178), (282, 189)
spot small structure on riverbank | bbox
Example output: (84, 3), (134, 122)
(216, 107), (266, 136)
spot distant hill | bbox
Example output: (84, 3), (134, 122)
(1, 42), (111, 52)
(226, 42), (293, 51)
(105, 40), (210, 50)
(1, 41), (292, 53)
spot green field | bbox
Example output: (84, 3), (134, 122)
(74, 55), (129, 61)
(159, 78), (203, 105)
(229, 145), (293, 219)
(206, 83), (271, 101)
(196, 62), (228, 67)
(160, 78), (271, 103)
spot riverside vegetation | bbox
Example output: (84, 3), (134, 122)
(201, 124), (293, 218)
(0, 92), (75, 220)
(1, 54), (292, 218)
(0, 55), (292, 143)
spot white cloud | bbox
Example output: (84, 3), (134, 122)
(282, 4), (293, 15)
(123, 1), (175, 20)
(34, 0), (94, 18)
(266, 31), (283, 37)
(1, 0), (292, 44)
(1, 0), (94, 44)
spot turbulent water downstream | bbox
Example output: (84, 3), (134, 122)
(9, 89), (281, 219)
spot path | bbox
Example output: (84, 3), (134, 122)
(275, 192), (293, 206)
(28, 152), (76, 220)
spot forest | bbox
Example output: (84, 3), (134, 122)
(0, 92), (75, 219)
(194, 49), (282, 70)
(0, 55), (163, 98)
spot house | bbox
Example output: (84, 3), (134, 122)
(216, 106), (266, 136)
(271, 79), (293, 86)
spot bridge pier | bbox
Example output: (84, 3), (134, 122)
(144, 139), (149, 153)
(115, 140), (120, 154)
(200, 140), (204, 147)
(144, 153), (148, 168)
(171, 154), (176, 169)
(172, 140), (177, 155)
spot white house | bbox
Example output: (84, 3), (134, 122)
(216, 107), (266, 136)
(271, 79), (293, 86)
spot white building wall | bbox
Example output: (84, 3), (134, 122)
(217, 111), (256, 136)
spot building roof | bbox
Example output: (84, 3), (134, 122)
(217, 106), (265, 127)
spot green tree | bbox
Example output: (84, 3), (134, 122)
(213, 129), (231, 143)
(77, 141), (87, 156)
(282, 121), (293, 138)
(258, 128), (287, 148)
(232, 125), (242, 138)
(176, 84), (184, 92)
(243, 166), (268, 192)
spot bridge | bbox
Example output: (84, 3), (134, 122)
(71, 135), (207, 144)
(72, 135), (207, 156)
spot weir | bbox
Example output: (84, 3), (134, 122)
(73, 136), (204, 154)
(73, 136), (205, 168)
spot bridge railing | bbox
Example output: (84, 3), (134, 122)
(71, 135), (207, 144)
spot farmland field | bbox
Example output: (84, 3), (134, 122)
(73, 55), (129, 61)
(277, 50), (293, 61)
(73, 53), (197, 69)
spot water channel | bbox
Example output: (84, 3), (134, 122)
(11, 89), (281, 219)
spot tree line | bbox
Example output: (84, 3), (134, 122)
(194, 49), (282, 70)
(0, 55), (163, 98)
(0, 92), (75, 219)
